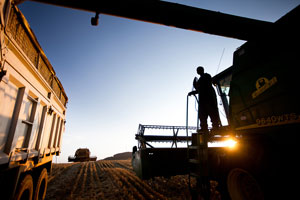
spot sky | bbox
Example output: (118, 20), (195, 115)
(18, 0), (300, 162)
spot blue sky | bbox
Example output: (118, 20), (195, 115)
(18, 0), (300, 162)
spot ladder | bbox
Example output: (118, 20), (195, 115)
(188, 129), (210, 200)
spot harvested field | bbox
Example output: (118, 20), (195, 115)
(46, 160), (196, 200)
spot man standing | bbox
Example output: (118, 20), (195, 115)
(188, 66), (220, 130)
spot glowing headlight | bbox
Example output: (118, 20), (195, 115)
(208, 138), (237, 149)
(223, 139), (237, 148)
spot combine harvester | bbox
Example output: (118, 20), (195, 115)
(68, 148), (97, 162)
(0, 1), (68, 199)
(5, 0), (300, 199)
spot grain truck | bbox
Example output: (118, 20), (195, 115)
(0, 1), (68, 199)
(10, 0), (300, 199)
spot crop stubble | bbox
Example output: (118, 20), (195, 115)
(46, 160), (194, 200)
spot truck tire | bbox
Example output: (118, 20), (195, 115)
(14, 174), (33, 200)
(34, 168), (48, 200)
(227, 168), (263, 200)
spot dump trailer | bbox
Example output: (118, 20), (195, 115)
(0, 2), (68, 200)
(68, 148), (97, 162)
(12, 0), (300, 199)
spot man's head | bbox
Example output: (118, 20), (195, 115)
(197, 66), (204, 76)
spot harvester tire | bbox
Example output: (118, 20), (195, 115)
(227, 168), (263, 200)
(34, 168), (48, 200)
(14, 174), (33, 200)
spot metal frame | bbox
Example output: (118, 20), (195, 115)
(135, 124), (196, 149)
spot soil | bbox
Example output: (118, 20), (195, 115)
(46, 159), (220, 200)
(46, 160), (192, 200)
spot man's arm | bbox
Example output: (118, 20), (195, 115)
(188, 90), (198, 96)
(189, 77), (200, 96)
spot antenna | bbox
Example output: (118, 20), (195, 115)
(215, 48), (225, 75)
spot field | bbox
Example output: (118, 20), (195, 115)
(46, 159), (197, 200)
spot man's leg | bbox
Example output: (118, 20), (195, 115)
(199, 105), (208, 130)
(209, 105), (221, 128)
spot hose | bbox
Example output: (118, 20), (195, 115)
(186, 94), (191, 191)
(186, 94), (189, 148)
(186, 93), (199, 146)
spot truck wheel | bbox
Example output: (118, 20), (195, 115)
(34, 168), (48, 200)
(227, 168), (263, 200)
(14, 174), (33, 200)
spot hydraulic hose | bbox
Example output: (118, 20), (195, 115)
(186, 94), (189, 148)
(186, 93), (200, 147)
(186, 94), (191, 190)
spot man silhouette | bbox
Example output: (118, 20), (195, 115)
(189, 66), (220, 130)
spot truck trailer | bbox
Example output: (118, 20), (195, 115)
(0, 1), (68, 199)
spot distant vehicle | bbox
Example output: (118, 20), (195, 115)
(0, 2), (68, 200)
(68, 148), (97, 162)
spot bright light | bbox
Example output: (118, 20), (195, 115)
(224, 139), (237, 149)
(208, 138), (237, 149)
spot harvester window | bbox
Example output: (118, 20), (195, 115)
(219, 74), (232, 100)
(213, 68), (232, 120)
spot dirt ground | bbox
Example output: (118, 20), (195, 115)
(46, 159), (198, 200)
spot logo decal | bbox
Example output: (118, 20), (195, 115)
(252, 77), (277, 99)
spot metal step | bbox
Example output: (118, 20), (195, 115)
(189, 159), (200, 164)
(188, 145), (198, 150)
(189, 144), (208, 150)
(190, 172), (200, 178)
